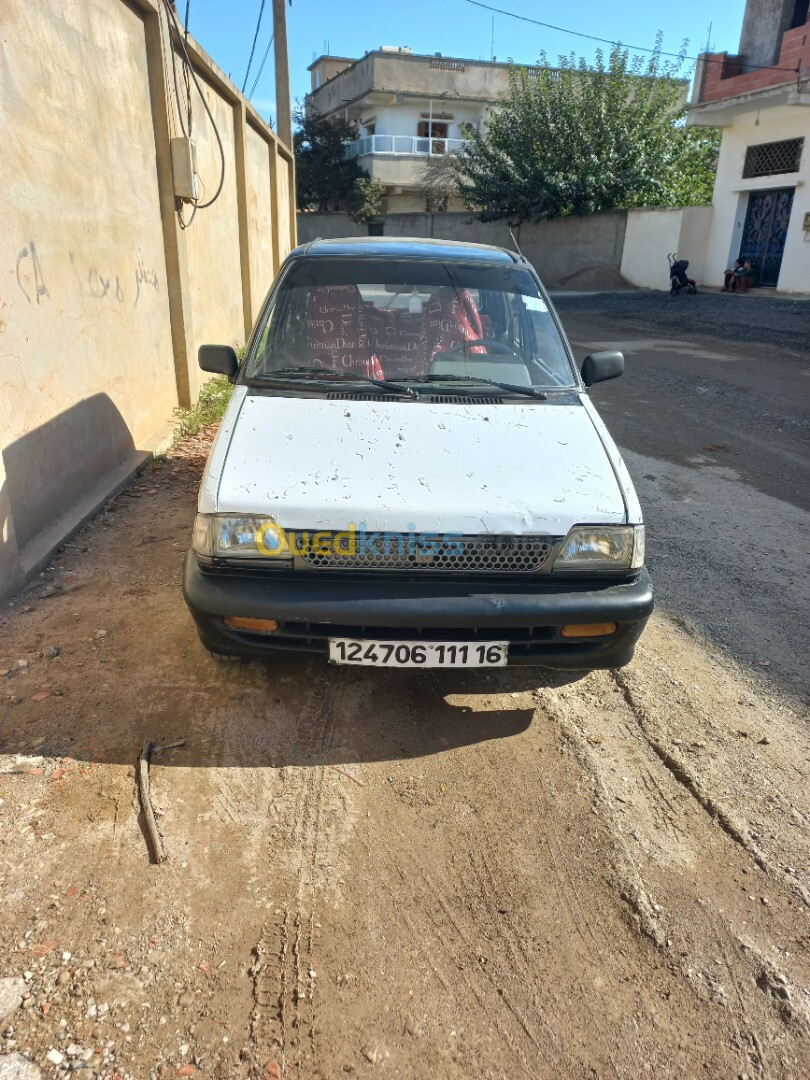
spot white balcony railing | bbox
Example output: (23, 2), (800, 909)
(345, 135), (466, 159)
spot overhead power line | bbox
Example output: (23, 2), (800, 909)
(242, 0), (267, 94)
(462, 0), (803, 76)
(162, 0), (226, 212)
(248, 31), (275, 100)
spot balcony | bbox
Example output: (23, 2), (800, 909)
(345, 134), (466, 159)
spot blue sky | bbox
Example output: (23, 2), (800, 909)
(186, 0), (747, 126)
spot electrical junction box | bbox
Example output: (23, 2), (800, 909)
(170, 136), (199, 201)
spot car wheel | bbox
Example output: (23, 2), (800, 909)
(207, 650), (243, 662)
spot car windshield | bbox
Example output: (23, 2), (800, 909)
(244, 256), (577, 391)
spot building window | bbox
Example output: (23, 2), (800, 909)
(417, 121), (449, 139)
(791, 0), (809, 30)
(743, 138), (804, 179)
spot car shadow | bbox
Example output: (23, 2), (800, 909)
(207, 660), (584, 769)
(0, 644), (585, 771)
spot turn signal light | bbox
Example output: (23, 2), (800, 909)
(561, 623), (617, 638)
(224, 617), (280, 633)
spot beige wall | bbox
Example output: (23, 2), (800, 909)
(0, 0), (295, 599)
(182, 71), (243, 402)
(387, 192), (428, 213)
(275, 152), (295, 266)
(246, 124), (276, 315)
(296, 211), (629, 286)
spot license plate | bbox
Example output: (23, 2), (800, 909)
(328, 638), (508, 667)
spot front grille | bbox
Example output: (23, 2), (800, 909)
(295, 532), (553, 573)
(221, 620), (616, 659)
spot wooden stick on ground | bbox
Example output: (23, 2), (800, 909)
(137, 738), (185, 863)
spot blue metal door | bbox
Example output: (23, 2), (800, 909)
(739, 188), (794, 287)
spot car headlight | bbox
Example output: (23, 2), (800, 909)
(552, 525), (644, 572)
(192, 514), (291, 560)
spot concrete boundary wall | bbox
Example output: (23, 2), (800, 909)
(296, 211), (629, 286)
(0, 0), (296, 599)
(298, 207), (727, 292)
(620, 207), (713, 291)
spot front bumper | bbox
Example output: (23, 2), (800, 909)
(182, 552), (653, 669)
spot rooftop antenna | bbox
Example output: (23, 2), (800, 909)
(491, 16), (495, 62)
(704, 21), (713, 53)
(509, 227), (522, 256)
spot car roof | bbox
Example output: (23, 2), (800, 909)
(291, 236), (522, 264)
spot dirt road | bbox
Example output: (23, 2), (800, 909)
(1, 424), (808, 1080)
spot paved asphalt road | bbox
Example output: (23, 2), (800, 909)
(552, 290), (810, 699)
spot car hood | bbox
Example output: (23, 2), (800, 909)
(206, 391), (627, 535)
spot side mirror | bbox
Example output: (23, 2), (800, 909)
(199, 344), (239, 380)
(581, 350), (624, 387)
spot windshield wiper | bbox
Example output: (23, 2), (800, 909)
(259, 366), (418, 398)
(408, 374), (547, 400)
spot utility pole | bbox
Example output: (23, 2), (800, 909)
(273, 0), (292, 148)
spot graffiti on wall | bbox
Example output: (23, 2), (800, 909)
(15, 243), (49, 305)
(13, 243), (160, 309)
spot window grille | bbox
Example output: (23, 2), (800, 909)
(525, 68), (559, 80)
(431, 59), (465, 71)
(743, 138), (804, 178)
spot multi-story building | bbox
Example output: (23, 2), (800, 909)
(306, 47), (534, 212)
(688, 0), (810, 291)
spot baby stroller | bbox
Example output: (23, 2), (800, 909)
(668, 252), (697, 294)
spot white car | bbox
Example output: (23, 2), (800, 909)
(183, 237), (652, 670)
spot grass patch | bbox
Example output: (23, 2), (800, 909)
(173, 376), (235, 440)
(172, 345), (244, 441)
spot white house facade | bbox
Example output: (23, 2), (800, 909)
(688, 0), (810, 292)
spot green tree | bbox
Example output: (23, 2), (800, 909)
(667, 125), (721, 206)
(454, 40), (720, 223)
(349, 177), (386, 223)
(294, 106), (367, 212)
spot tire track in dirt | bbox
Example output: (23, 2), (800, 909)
(375, 823), (557, 1075)
(542, 692), (665, 947)
(718, 930), (770, 1079)
(249, 666), (356, 1079)
(338, 674), (684, 1077)
(610, 667), (810, 910)
(544, 666), (810, 1072)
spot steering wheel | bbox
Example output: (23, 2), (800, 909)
(447, 338), (523, 359)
